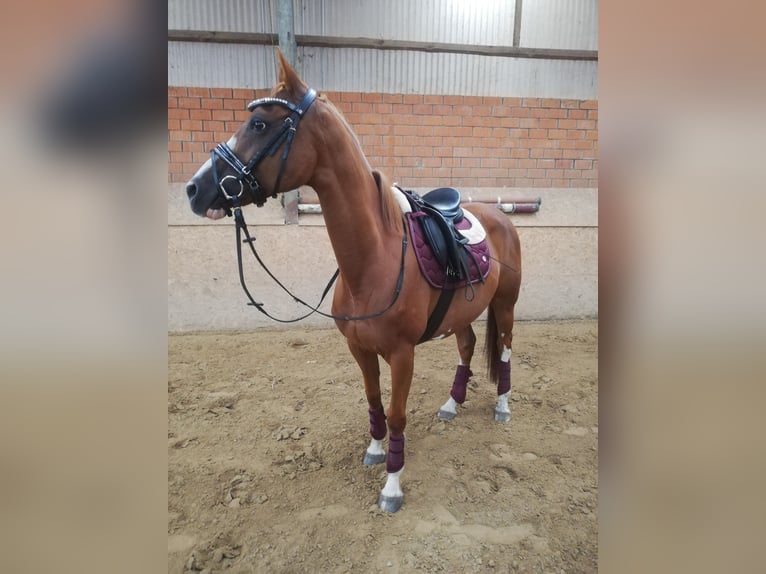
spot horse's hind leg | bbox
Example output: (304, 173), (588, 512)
(489, 303), (516, 423)
(348, 342), (387, 465)
(437, 325), (476, 420)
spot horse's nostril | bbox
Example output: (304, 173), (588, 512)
(186, 181), (197, 198)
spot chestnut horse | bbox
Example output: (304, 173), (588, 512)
(185, 51), (521, 512)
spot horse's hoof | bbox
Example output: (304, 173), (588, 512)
(377, 493), (403, 513)
(494, 409), (511, 423)
(363, 452), (386, 465)
(437, 409), (456, 420)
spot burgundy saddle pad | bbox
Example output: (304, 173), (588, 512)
(406, 211), (491, 289)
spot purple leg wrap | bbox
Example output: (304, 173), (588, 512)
(450, 364), (473, 404)
(369, 406), (387, 440)
(386, 433), (405, 473)
(497, 358), (511, 396)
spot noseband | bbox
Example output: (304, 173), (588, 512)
(211, 88), (317, 209)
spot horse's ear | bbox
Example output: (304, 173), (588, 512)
(276, 48), (306, 96)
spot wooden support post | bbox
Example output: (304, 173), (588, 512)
(278, 0), (299, 224)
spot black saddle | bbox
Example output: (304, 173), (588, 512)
(421, 187), (463, 221)
(401, 187), (476, 282)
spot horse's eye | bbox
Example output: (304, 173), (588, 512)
(249, 119), (266, 132)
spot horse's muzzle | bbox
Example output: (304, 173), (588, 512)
(185, 178), (206, 216)
(185, 176), (217, 217)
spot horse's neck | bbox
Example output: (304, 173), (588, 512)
(309, 148), (395, 293)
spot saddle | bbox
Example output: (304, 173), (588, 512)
(401, 187), (476, 283)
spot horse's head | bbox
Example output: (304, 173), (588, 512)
(186, 50), (319, 219)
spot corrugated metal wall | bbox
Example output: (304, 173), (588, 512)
(168, 0), (276, 33)
(296, 0), (516, 45)
(168, 42), (276, 89)
(521, 0), (598, 50)
(169, 0), (597, 48)
(168, 0), (598, 98)
(168, 42), (597, 98)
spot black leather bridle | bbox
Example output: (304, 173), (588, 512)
(211, 88), (318, 209)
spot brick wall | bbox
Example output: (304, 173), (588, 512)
(168, 87), (598, 188)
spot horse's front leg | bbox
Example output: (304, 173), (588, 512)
(348, 343), (387, 465)
(377, 345), (415, 513)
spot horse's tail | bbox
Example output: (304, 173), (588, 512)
(484, 306), (500, 386)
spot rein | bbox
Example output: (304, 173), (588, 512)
(233, 207), (408, 323)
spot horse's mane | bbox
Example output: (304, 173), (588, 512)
(371, 170), (405, 236)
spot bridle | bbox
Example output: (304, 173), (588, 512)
(211, 88), (318, 209)
(208, 87), (408, 324)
